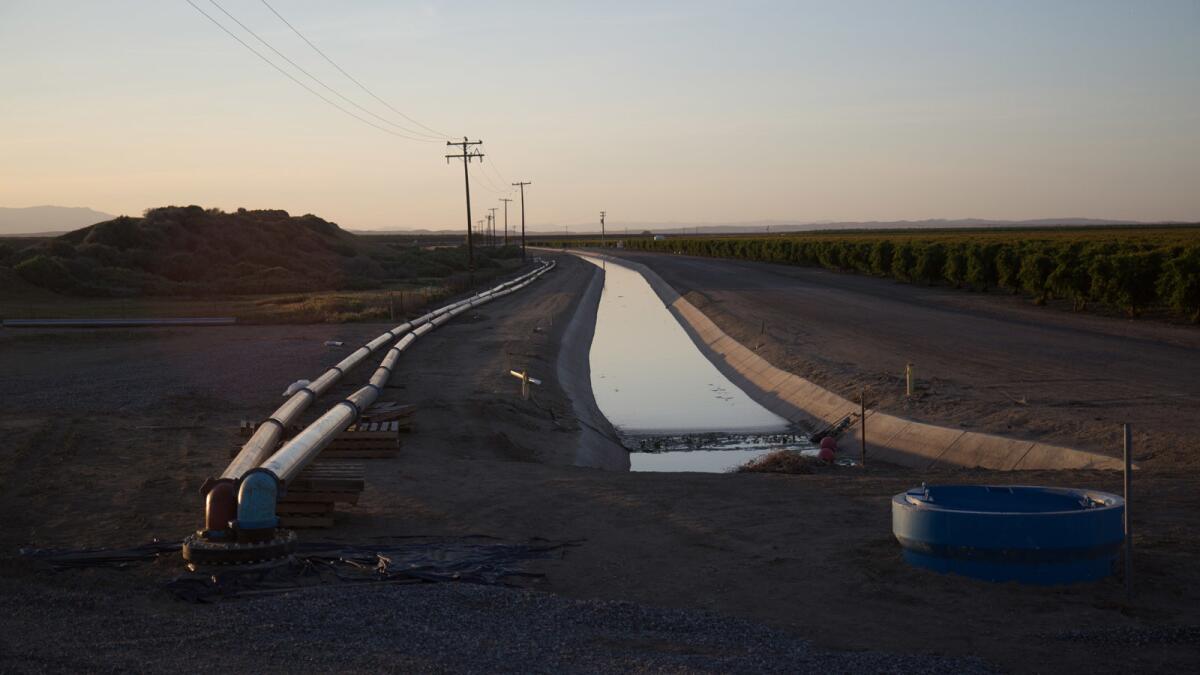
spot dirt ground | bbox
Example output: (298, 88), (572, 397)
(1, 253), (1197, 672)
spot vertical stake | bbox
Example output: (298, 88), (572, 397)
(860, 388), (867, 468)
(521, 371), (530, 400)
(905, 363), (914, 397)
(1124, 422), (1133, 600)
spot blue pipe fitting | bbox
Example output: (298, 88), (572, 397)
(235, 468), (280, 532)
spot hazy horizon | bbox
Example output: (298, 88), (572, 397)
(2, 1), (1197, 229)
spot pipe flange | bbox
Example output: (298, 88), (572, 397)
(181, 529), (297, 568)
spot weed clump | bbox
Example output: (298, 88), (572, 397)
(736, 450), (822, 474)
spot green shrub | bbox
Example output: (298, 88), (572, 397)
(15, 255), (75, 292)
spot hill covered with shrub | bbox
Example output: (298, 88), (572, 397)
(0, 206), (511, 296)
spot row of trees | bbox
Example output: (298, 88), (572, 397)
(619, 236), (1200, 322)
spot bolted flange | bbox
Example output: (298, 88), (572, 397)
(181, 529), (297, 570)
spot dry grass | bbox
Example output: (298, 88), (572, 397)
(735, 450), (824, 474)
(1, 262), (525, 324)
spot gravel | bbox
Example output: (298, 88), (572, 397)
(0, 577), (994, 673)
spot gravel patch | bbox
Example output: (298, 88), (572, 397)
(0, 578), (994, 673)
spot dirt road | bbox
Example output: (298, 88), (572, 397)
(2, 253), (1197, 672)
(606, 249), (1200, 467)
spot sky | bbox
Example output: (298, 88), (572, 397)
(1, 0), (1197, 230)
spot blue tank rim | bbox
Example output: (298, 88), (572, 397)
(894, 484), (1124, 516)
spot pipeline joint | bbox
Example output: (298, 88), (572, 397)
(233, 468), (281, 541)
(337, 399), (361, 419)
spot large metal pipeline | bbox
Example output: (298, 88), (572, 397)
(217, 262), (552, 485)
(214, 260), (556, 540)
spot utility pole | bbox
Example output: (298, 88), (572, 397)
(600, 210), (606, 248)
(446, 137), (484, 284)
(512, 181), (531, 261)
(500, 198), (512, 246)
(488, 207), (498, 248)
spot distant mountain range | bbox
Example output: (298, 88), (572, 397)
(354, 217), (1190, 237)
(6, 208), (1188, 238)
(0, 206), (117, 236)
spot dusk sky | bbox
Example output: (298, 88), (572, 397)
(2, 0), (1197, 230)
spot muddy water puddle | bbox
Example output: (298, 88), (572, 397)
(579, 254), (815, 472)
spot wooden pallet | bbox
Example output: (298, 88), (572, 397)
(277, 462), (364, 529)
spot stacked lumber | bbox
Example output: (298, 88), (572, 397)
(277, 462), (364, 528)
(235, 419), (404, 458)
(322, 421), (402, 458)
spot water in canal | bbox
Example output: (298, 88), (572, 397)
(580, 254), (815, 472)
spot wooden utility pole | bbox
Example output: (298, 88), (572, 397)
(446, 137), (484, 282)
(600, 210), (606, 248)
(488, 207), (498, 248)
(500, 198), (512, 246)
(512, 181), (531, 261)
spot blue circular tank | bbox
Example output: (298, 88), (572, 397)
(892, 485), (1124, 585)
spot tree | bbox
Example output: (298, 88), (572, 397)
(965, 243), (999, 291)
(869, 240), (894, 276)
(913, 243), (947, 285)
(891, 242), (916, 282)
(1018, 252), (1055, 304)
(943, 245), (969, 288)
(1047, 251), (1091, 311)
(1157, 246), (1200, 322)
(1090, 251), (1162, 317)
(995, 246), (1021, 293)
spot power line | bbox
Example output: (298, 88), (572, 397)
(259, 0), (449, 140)
(184, 0), (435, 142)
(206, 0), (442, 142)
(481, 150), (511, 189)
(471, 161), (509, 196)
(446, 138), (484, 281)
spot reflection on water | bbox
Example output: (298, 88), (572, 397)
(579, 254), (814, 472)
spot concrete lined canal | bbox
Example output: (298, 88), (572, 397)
(578, 254), (812, 472)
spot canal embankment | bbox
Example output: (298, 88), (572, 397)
(570, 249), (1124, 471)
